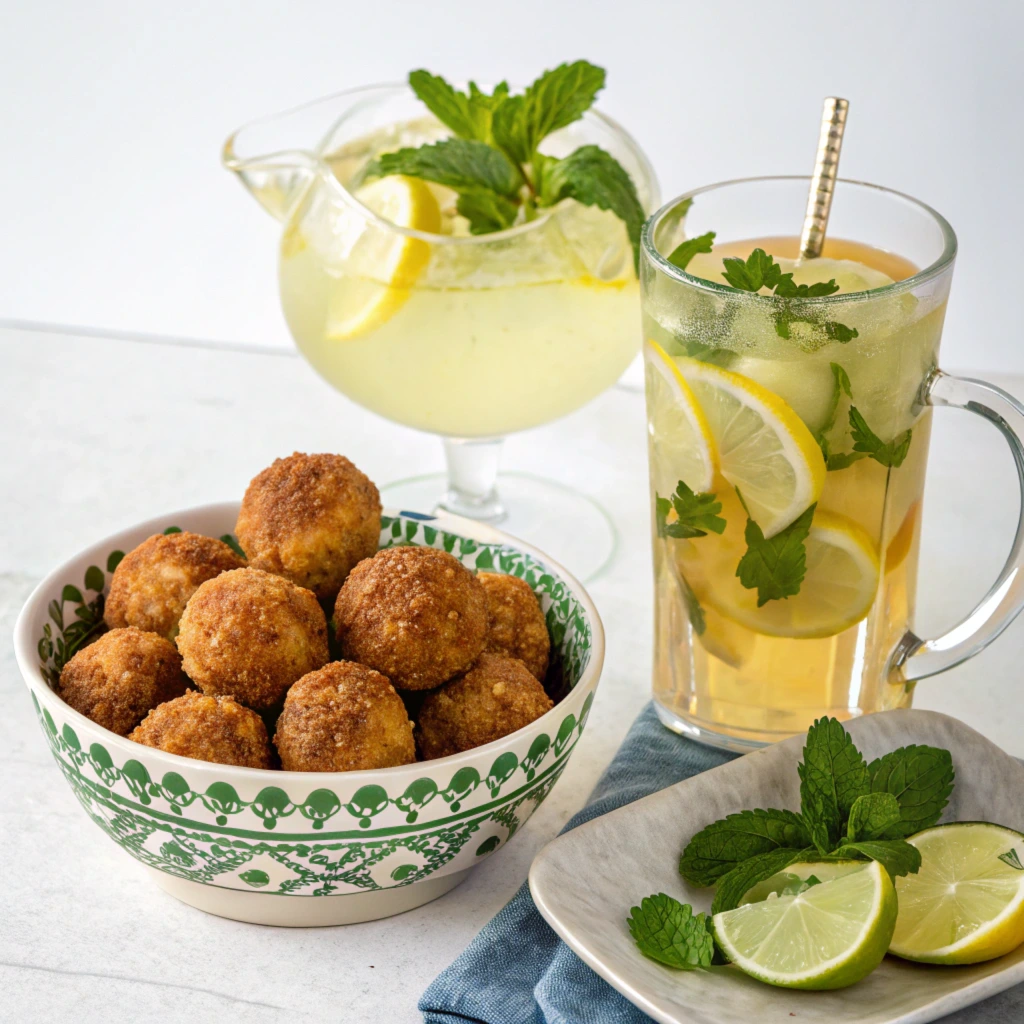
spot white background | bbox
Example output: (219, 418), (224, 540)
(1, 0), (1022, 368)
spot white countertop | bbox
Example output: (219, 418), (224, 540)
(3, 322), (1024, 1022)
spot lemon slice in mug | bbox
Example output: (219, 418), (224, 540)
(890, 823), (1024, 964)
(672, 356), (825, 538)
(645, 341), (717, 496)
(325, 175), (441, 341)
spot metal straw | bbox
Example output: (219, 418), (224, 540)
(799, 97), (849, 260)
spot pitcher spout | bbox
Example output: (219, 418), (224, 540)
(222, 129), (318, 223)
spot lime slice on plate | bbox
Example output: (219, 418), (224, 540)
(325, 175), (441, 341)
(890, 822), (1024, 964)
(740, 859), (867, 905)
(713, 859), (897, 990)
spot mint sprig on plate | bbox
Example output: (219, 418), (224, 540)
(627, 894), (715, 969)
(677, 717), (950, 913)
(369, 61), (645, 268)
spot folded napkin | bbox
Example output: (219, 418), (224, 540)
(420, 701), (1024, 1024)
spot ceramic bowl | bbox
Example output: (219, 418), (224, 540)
(13, 503), (604, 927)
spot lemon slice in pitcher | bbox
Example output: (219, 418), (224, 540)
(645, 341), (717, 496)
(678, 505), (880, 639)
(714, 859), (897, 990)
(890, 823), (1024, 964)
(325, 175), (441, 341)
(672, 356), (825, 537)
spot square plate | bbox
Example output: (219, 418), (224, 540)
(529, 709), (1024, 1024)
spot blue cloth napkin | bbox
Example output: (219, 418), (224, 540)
(420, 701), (1024, 1024)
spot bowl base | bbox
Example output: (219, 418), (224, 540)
(148, 867), (470, 926)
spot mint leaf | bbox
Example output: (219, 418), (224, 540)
(492, 60), (605, 163)
(667, 232), (716, 272)
(721, 248), (785, 292)
(711, 847), (815, 915)
(735, 501), (815, 606)
(656, 481), (726, 539)
(823, 320), (859, 343)
(798, 717), (871, 850)
(627, 894), (715, 969)
(775, 277), (840, 298)
(680, 575), (707, 636)
(999, 849), (1024, 870)
(407, 71), (508, 142)
(849, 406), (913, 468)
(846, 792), (902, 842)
(455, 189), (519, 234)
(679, 808), (811, 887)
(868, 745), (955, 838)
(833, 839), (921, 879)
(538, 144), (645, 270)
(372, 138), (523, 197)
(826, 451), (868, 471)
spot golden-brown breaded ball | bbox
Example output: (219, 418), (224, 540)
(176, 567), (329, 711)
(334, 546), (487, 691)
(274, 661), (416, 772)
(130, 690), (273, 768)
(235, 452), (382, 602)
(58, 627), (188, 736)
(416, 653), (554, 759)
(104, 531), (245, 640)
(478, 572), (551, 682)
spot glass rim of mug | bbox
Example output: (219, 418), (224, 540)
(641, 176), (958, 304)
(225, 82), (659, 247)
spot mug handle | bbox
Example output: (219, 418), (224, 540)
(889, 370), (1024, 682)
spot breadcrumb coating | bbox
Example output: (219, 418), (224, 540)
(176, 567), (329, 711)
(334, 546), (487, 691)
(478, 572), (550, 681)
(131, 690), (273, 768)
(59, 627), (188, 736)
(104, 531), (244, 639)
(274, 661), (416, 772)
(416, 653), (553, 759)
(236, 452), (381, 602)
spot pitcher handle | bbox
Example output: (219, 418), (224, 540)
(889, 370), (1024, 682)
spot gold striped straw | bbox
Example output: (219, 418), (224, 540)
(799, 97), (849, 260)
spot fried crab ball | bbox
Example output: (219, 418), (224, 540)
(274, 661), (416, 772)
(130, 690), (273, 768)
(104, 531), (245, 640)
(416, 653), (554, 759)
(334, 546), (487, 691)
(58, 627), (188, 736)
(235, 452), (382, 602)
(175, 567), (329, 711)
(478, 572), (551, 682)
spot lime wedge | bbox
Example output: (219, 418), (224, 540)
(740, 859), (866, 905)
(890, 822), (1024, 964)
(713, 859), (897, 989)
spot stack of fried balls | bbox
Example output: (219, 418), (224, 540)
(57, 453), (554, 772)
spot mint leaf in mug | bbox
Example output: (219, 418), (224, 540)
(667, 232), (716, 272)
(627, 894), (715, 969)
(679, 808), (811, 887)
(656, 481), (726, 539)
(868, 745), (955, 837)
(735, 501), (815, 606)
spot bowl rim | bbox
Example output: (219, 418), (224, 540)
(13, 500), (605, 787)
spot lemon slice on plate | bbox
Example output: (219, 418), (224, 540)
(677, 502), (880, 639)
(644, 341), (717, 496)
(325, 175), (441, 341)
(673, 356), (825, 537)
(714, 859), (897, 990)
(890, 822), (1024, 964)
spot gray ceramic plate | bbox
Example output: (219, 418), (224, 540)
(530, 709), (1024, 1024)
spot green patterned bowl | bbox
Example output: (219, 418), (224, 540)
(13, 502), (604, 926)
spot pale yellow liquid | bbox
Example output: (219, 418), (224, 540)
(277, 122), (640, 438)
(647, 238), (946, 745)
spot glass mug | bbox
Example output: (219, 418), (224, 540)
(641, 176), (1024, 752)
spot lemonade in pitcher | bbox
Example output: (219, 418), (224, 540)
(642, 180), (955, 748)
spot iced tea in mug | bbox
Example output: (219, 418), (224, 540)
(642, 177), (1024, 751)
